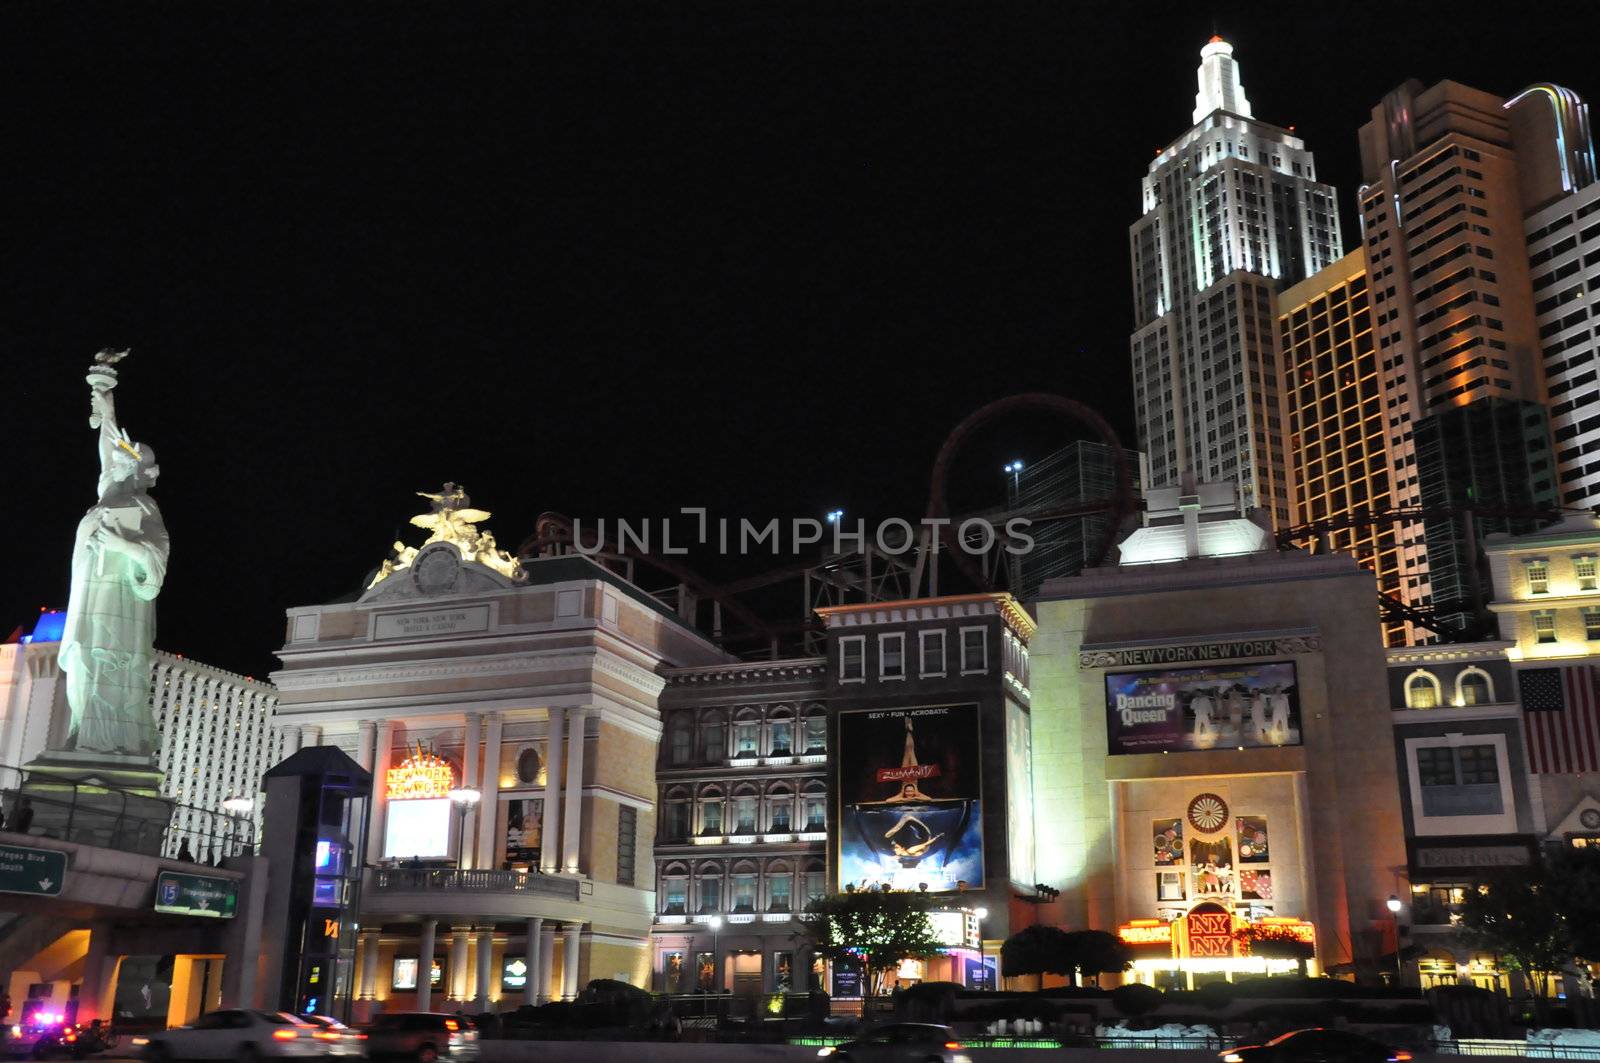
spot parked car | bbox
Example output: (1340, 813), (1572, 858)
(1222, 1029), (1414, 1063)
(363, 1013), (480, 1062)
(299, 1016), (365, 1058)
(131, 1010), (323, 1061)
(817, 1023), (972, 1063)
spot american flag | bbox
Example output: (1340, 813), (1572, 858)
(1520, 665), (1600, 774)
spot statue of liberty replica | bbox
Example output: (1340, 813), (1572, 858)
(25, 350), (173, 850)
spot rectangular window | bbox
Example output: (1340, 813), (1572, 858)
(839, 636), (865, 682)
(616, 805), (637, 887)
(1578, 556), (1598, 591)
(919, 630), (946, 677)
(960, 627), (988, 674)
(734, 797), (757, 835)
(1416, 747), (1457, 787)
(699, 878), (721, 913)
(700, 801), (722, 836)
(1534, 611), (1558, 644)
(769, 875), (792, 912)
(1456, 745), (1500, 785)
(803, 796), (826, 832)
(803, 716), (826, 753)
(1585, 608), (1600, 642)
(665, 802), (690, 842)
(733, 722), (758, 757)
(804, 870), (826, 902)
(770, 801), (791, 832)
(732, 874), (756, 912)
(879, 633), (905, 679)
(769, 721), (794, 756)
(773, 950), (794, 991)
(1157, 871), (1186, 901)
(1416, 743), (1504, 817)
(669, 722), (691, 766)
(1528, 560), (1551, 594)
(701, 721), (726, 762)
(663, 881), (686, 914)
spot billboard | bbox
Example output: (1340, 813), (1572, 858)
(837, 704), (983, 892)
(1104, 661), (1300, 755)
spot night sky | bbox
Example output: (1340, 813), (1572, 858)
(4, 2), (1594, 676)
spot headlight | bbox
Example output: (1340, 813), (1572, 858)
(1224, 1054), (1244, 1062)
(817, 1049), (837, 1058)
(131, 1036), (150, 1046)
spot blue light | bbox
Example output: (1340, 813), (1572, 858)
(826, 509), (844, 524)
(22, 611), (66, 644)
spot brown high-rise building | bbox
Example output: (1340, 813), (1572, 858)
(1276, 252), (1415, 645)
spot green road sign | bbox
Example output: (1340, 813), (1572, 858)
(0, 843), (67, 897)
(154, 870), (238, 918)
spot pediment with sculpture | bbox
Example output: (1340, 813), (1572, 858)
(360, 483), (526, 602)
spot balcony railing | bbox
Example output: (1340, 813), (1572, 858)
(372, 868), (586, 901)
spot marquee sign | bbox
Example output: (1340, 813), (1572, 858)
(1081, 636), (1321, 670)
(1185, 908), (1234, 958)
(1118, 919), (1173, 946)
(386, 749), (456, 801)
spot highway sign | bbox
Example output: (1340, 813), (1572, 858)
(0, 843), (67, 897)
(154, 870), (238, 918)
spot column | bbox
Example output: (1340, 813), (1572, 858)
(477, 712), (504, 870)
(449, 926), (471, 1002)
(539, 709), (565, 873)
(524, 918), (544, 1007)
(416, 920), (438, 1012)
(358, 928), (382, 1000)
(561, 922), (583, 1000)
(299, 724), (322, 747)
(475, 925), (495, 1012)
(357, 720), (378, 772)
(561, 709), (588, 873)
(77, 923), (116, 1024)
(538, 926), (557, 1004)
(461, 712), (481, 870)
(366, 719), (397, 867)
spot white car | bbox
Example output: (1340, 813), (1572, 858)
(133, 1009), (326, 1061)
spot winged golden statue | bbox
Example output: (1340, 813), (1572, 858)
(368, 483), (523, 588)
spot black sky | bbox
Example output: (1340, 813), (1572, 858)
(4, 1), (1596, 676)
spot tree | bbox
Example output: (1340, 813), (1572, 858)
(1457, 865), (1572, 1024)
(1545, 845), (1600, 964)
(1000, 924), (1076, 981)
(1234, 924), (1316, 977)
(999, 926), (1131, 986)
(800, 889), (945, 997)
(1069, 930), (1132, 986)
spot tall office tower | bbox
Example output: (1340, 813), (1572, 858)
(1130, 37), (1343, 526)
(1276, 252), (1416, 645)
(153, 651), (289, 860)
(1009, 441), (1144, 601)
(1356, 80), (1588, 637)
(1515, 86), (1600, 511)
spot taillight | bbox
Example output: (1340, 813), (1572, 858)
(1389, 1054), (1413, 1062)
(945, 1043), (963, 1050)
(444, 1019), (459, 1032)
(313, 1030), (341, 1041)
(272, 1029), (299, 1040)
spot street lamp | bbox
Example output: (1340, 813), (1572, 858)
(448, 787), (481, 872)
(1386, 894), (1404, 986)
(222, 796), (254, 858)
(826, 509), (844, 525)
(1002, 460), (1024, 498)
(974, 907), (990, 991)
(707, 914), (724, 1015)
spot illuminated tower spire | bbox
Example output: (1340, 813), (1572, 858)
(1192, 36), (1253, 123)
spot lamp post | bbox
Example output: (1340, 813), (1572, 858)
(222, 796), (253, 859)
(974, 906), (990, 991)
(1386, 894), (1404, 986)
(707, 914), (724, 1019)
(1002, 461), (1023, 502)
(448, 787), (481, 872)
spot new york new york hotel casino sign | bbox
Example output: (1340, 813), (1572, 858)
(1079, 634), (1323, 671)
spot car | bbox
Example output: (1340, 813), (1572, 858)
(131, 1009), (323, 1061)
(1221, 1028), (1414, 1063)
(817, 1022), (973, 1063)
(363, 1013), (480, 1062)
(299, 1015), (366, 1058)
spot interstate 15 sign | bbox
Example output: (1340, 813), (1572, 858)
(155, 870), (239, 918)
(0, 842), (67, 897)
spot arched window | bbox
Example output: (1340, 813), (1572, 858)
(765, 782), (794, 833)
(802, 704), (828, 754)
(697, 784), (724, 836)
(1457, 668), (1494, 707)
(732, 707), (762, 759)
(660, 861), (690, 915)
(1405, 670), (1441, 709)
(695, 861), (724, 914)
(768, 704), (796, 757)
(765, 859), (794, 912)
(730, 784), (760, 835)
(730, 859), (759, 912)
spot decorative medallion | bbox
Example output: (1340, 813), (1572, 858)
(1582, 808), (1600, 830)
(1187, 792), (1229, 834)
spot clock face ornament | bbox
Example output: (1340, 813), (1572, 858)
(1582, 808), (1600, 830)
(1187, 792), (1229, 834)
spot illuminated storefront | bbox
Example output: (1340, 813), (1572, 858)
(1118, 912), (1317, 988)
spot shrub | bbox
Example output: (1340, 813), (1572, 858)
(1195, 981), (1235, 1010)
(1111, 983), (1165, 1018)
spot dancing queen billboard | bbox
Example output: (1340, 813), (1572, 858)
(837, 705), (984, 893)
(1104, 661), (1301, 755)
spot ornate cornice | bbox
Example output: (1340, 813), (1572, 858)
(664, 658), (826, 686)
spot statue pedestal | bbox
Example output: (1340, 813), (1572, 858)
(19, 750), (172, 857)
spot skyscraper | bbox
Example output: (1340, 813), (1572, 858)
(1355, 80), (1586, 633)
(1130, 37), (1343, 525)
